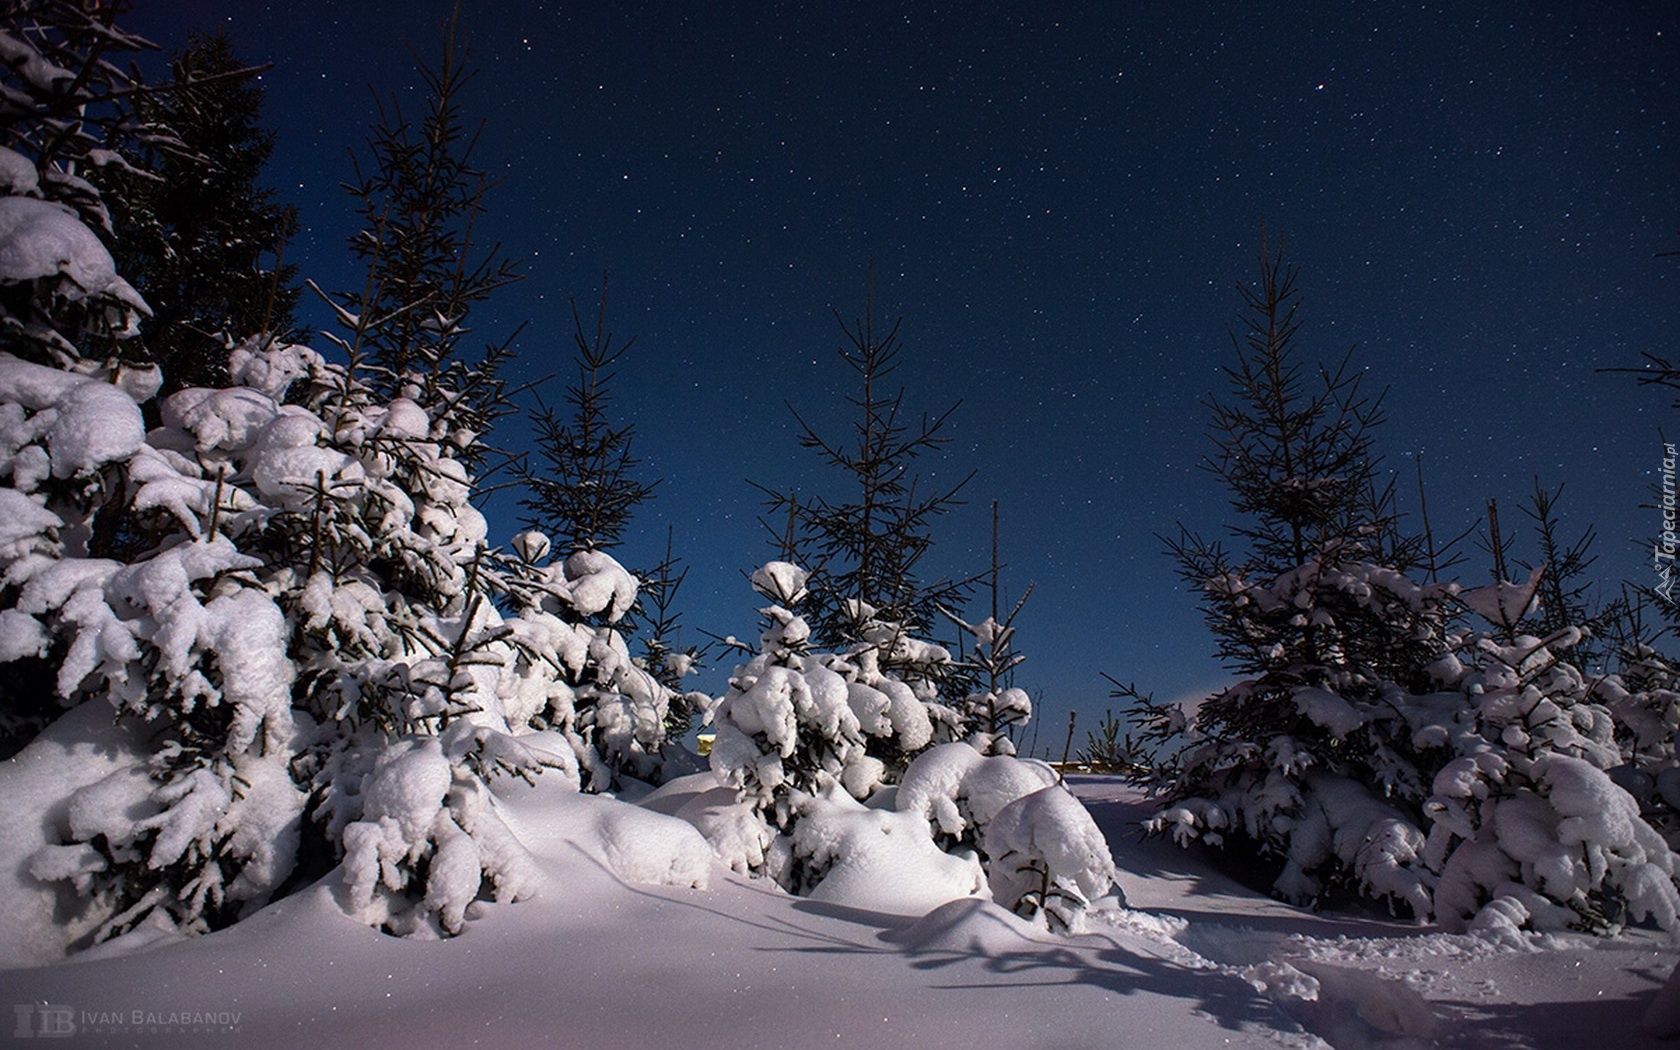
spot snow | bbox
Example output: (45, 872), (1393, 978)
(983, 783), (1119, 930)
(0, 487), (59, 559)
(0, 144), (40, 196)
(0, 351), (145, 476)
(750, 559), (808, 604)
(4, 772), (1677, 1048)
(775, 787), (985, 913)
(0, 701), (150, 966)
(0, 196), (147, 314)
(896, 740), (1058, 842)
(0, 157), (1672, 1046)
(562, 548), (639, 622)
(1461, 566), (1545, 628)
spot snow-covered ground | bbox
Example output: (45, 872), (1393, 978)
(3, 770), (1673, 1049)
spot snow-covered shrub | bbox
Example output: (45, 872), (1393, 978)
(895, 741), (1058, 855)
(708, 567), (1119, 918)
(710, 563), (885, 832)
(768, 785), (985, 915)
(983, 785), (1118, 932)
(1428, 751), (1680, 935)
(1144, 563), (1680, 934)
(1598, 645), (1680, 767)
(709, 562), (964, 886)
(498, 537), (674, 788)
(893, 740), (1121, 927)
(1414, 591), (1680, 934)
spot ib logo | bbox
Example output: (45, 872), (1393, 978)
(11, 1005), (75, 1039)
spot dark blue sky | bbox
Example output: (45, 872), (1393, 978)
(127, 2), (1677, 752)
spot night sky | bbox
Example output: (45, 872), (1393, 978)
(126, 2), (1676, 753)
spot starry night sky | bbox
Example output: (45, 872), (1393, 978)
(126, 2), (1676, 752)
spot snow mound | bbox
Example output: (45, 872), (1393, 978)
(0, 701), (152, 967)
(984, 784), (1119, 931)
(879, 895), (1045, 954)
(498, 776), (716, 892)
(588, 803), (713, 890)
(778, 788), (985, 915)
(646, 773), (776, 874)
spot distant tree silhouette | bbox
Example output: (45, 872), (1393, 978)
(105, 32), (300, 393)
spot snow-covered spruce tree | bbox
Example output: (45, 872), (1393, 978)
(4, 322), (641, 942)
(0, 2), (306, 938)
(710, 562), (898, 836)
(1594, 297), (1680, 843)
(706, 561), (1119, 925)
(1488, 482), (1608, 669)
(335, 12), (519, 467)
(513, 283), (688, 784)
(0, 3), (157, 755)
(1078, 700), (1150, 776)
(1141, 235), (1453, 916)
(101, 31), (300, 394)
(1410, 510), (1680, 936)
(0, 120), (550, 937)
(493, 527), (673, 791)
(0, 0), (155, 371)
(745, 274), (977, 803)
(707, 562), (943, 871)
(0, 13), (673, 945)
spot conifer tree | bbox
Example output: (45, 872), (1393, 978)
(944, 501), (1033, 754)
(1134, 237), (1680, 932)
(105, 31), (300, 393)
(517, 280), (655, 553)
(0, 0), (157, 752)
(638, 528), (706, 740)
(1165, 234), (1424, 682)
(0, 4), (690, 950)
(331, 11), (520, 461)
(1423, 527), (1676, 935)
(512, 281), (684, 779)
(759, 269), (973, 672)
(0, 0), (155, 369)
(1140, 234), (1454, 914)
